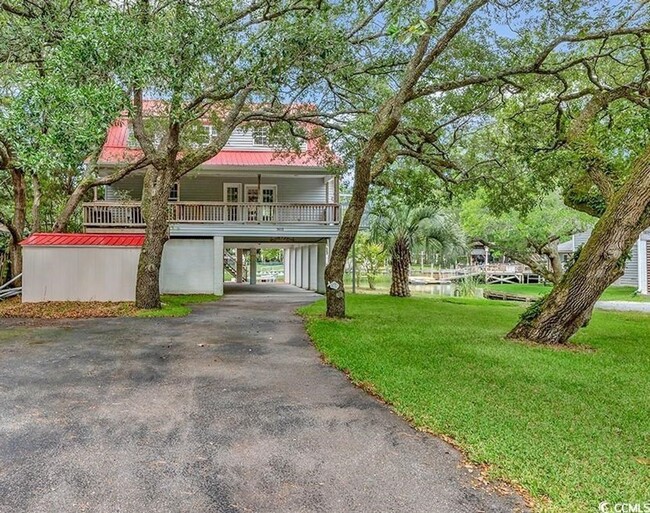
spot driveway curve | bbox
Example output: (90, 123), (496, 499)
(0, 284), (527, 513)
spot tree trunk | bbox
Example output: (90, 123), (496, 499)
(9, 242), (22, 280)
(545, 243), (564, 284)
(135, 167), (172, 309)
(31, 173), (41, 233)
(508, 151), (650, 344)
(9, 168), (26, 281)
(324, 162), (372, 318)
(324, 100), (404, 317)
(390, 240), (411, 297)
(52, 183), (89, 233)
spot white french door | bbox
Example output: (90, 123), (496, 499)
(244, 185), (277, 221)
(223, 183), (242, 221)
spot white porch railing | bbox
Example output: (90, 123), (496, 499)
(82, 201), (340, 227)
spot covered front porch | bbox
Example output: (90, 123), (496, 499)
(82, 202), (339, 228)
(84, 168), (340, 230)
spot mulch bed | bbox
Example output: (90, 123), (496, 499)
(0, 297), (138, 319)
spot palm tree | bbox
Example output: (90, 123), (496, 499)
(370, 205), (465, 297)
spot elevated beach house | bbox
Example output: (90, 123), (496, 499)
(21, 115), (340, 302)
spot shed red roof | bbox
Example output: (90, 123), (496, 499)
(21, 233), (145, 247)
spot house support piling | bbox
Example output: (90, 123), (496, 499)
(301, 247), (309, 290)
(249, 248), (257, 285)
(317, 243), (326, 294)
(213, 236), (224, 296)
(236, 249), (244, 283)
(309, 245), (318, 291)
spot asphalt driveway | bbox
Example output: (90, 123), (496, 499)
(0, 284), (526, 513)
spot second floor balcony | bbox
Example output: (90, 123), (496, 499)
(82, 201), (340, 229)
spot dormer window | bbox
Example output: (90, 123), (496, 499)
(252, 127), (269, 146)
(169, 182), (180, 202)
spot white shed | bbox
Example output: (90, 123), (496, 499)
(21, 233), (144, 302)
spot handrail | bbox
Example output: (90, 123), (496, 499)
(83, 201), (337, 207)
(82, 201), (340, 227)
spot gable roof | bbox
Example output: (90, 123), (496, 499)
(99, 111), (335, 170)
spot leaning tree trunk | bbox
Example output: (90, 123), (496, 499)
(135, 168), (173, 309)
(545, 244), (564, 284)
(324, 100), (403, 318)
(325, 200), (366, 318)
(508, 151), (650, 344)
(52, 183), (89, 233)
(324, 160), (374, 317)
(390, 240), (411, 297)
(9, 242), (22, 280)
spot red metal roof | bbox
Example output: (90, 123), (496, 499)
(21, 233), (145, 247)
(99, 118), (336, 169)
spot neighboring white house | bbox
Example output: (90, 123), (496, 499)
(558, 230), (650, 295)
(21, 107), (340, 302)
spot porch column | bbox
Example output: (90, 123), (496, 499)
(317, 243), (327, 294)
(292, 248), (299, 285)
(638, 239), (648, 295)
(249, 248), (257, 285)
(213, 236), (224, 296)
(301, 245), (310, 290)
(236, 248), (244, 283)
(309, 245), (318, 291)
(295, 247), (302, 287)
(334, 175), (340, 204)
(284, 248), (291, 285)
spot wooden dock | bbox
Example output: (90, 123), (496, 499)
(409, 264), (542, 285)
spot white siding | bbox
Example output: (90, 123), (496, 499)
(23, 239), (226, 302)
(573, 231), (591, 247)
(108, 174), (327, 203)
(617, 242), (639, 287)
(106, 174), (144, 201)
(224, 128), (307, 152)
(160, 238), (218, 294)
(22, 246), (140, 302)
(638, 240), (648, 295)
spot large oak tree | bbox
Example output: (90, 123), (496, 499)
(501, 38), (650, 344)
(315, 0), (649, 318)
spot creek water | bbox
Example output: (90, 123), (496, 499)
(409, 283), (484, 298)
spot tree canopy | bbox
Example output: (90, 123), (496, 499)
(461, 191), (593, 283)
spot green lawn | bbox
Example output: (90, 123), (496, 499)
(136, 294), (219, 317)
(300, 295), (650, 513)
(484, 283), (650, 302)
